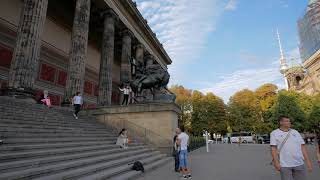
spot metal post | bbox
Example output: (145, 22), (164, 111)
(205, 131), (209, 153)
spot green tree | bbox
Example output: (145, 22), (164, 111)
(190, 90), (206, 135)
(170, 85), (192, 130)
(228, 89), (261, 133)
(203, 93), (227, 135)
(255, 84), (279, 133)
(309, 94), (320, 133)
(271, 91), (306, 131)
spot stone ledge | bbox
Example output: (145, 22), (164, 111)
(83, 103), (181, 115)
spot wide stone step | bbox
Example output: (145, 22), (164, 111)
(1, 131), (115, 138)
(0, 127), (115, 135)
(32, 151), (161, 180)
(0, 145), (146, 173)
(0, 120), (109, 131)
(0, 108), (74, 117)
(0, 115), (104, 127)
(3, 136), (116, 144)
(0, 140), (130, 153)
(76, 153), (167, 180)
(0, 125), (112, 134)
(108, 157), (172, 180)
(0, 143), (143, 161)
(0, 115), (102, 126)
(0, 148), (152, 180)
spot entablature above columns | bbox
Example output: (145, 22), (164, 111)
(101, 0), (171, 69)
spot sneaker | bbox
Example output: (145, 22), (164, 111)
(181, 175), (188, 179)
(0, 140), (3, 144)
(73, 114), (76, 118)
(75, 116), (78, 120)
(188, 174), (192, 179)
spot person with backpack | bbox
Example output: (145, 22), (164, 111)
(177, 127), (192, 179)
(270, 116), (313, 180)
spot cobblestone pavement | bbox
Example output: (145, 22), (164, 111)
(137, 144), (320, 180)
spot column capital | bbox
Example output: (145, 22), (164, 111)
(134, 43), (144, 50)
(121, 29), (134, 39)
(101, 8), (117, 19)
(144, 52), (154, 60)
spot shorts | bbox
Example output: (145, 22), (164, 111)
(280, 165), (306, 180)
(179, 150), (188, 168)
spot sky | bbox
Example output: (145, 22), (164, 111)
(135, 0), (308, 101)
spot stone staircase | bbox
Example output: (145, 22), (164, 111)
(0, 97), (171, 180)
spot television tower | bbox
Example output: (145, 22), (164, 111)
(276, 29), (289, 90)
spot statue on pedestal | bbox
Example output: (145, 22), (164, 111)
(130, 58), (175, 103)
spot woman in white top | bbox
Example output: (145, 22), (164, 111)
(116, 128), (128, 148)
(119, 85), (132, 106)
(72, 92), (83, 119)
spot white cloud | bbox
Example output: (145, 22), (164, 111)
(201, 46), (302, 102)
(199, 46), (301, 102)
(224, 0), (238, 11)
(136, 0), (229, 82)
(201, 66), (285, 102)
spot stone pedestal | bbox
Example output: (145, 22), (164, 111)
(83, 103), (181, 154)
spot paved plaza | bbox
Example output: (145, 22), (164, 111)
(138, 144), (320, 180)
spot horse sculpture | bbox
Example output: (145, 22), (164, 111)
(130, 62), (171, 102)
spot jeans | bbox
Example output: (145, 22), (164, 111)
(174, 151), (180, 170)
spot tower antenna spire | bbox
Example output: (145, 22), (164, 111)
(276, 29), (289, 90)
(277, 29), (288, 74)
(277, 29), (285, 62)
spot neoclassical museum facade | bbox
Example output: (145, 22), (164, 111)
(0, 0), (172, 108)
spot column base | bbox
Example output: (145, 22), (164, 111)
(61, 97), (72, 107)
(1, 87), (36, 103)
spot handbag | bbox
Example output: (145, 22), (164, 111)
(270, 129), (292, 165)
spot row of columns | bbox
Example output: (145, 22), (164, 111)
(7, 0), (149, 106)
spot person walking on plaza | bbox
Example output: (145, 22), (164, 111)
(177, 127), (191, 179)
(72, 92), (83, 119)
(119, 84), (132, 106)
(270, 116), (313, 180)
(173, 128), (180, 172)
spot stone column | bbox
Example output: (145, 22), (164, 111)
(98, 9), (116, 106)
(120, 29), (133, 83)
(134, 43), (144, 64)
(63, 0), (91, 103)
(7, 0), (48, 98)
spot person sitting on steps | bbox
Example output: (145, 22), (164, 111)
(116, 128), (128, 149)
(40, 90), (52, 108)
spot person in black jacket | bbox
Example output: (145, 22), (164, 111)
(173, 128), (180, 172)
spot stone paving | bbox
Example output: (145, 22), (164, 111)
(137, 144), (320, 180)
